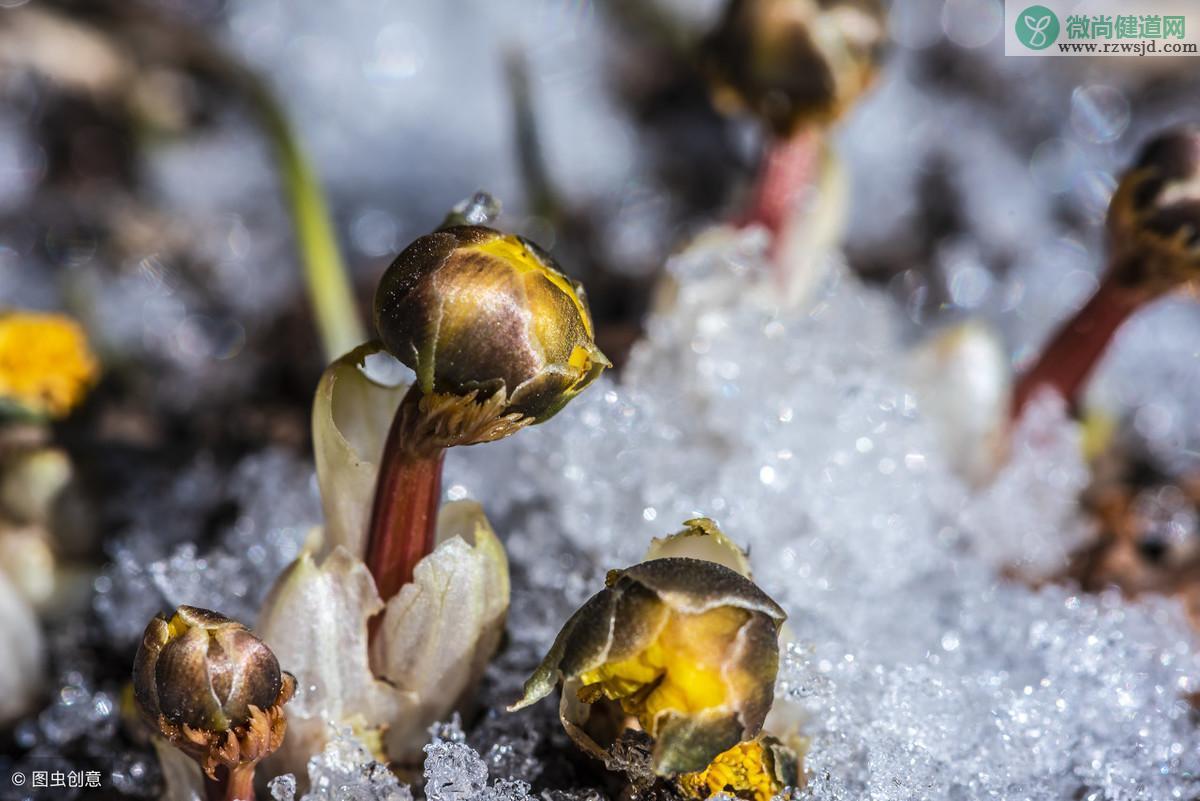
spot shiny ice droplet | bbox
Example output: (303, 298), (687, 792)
(1070, 85), (1130, 144)
(941, 0), (1003, 48)
(269, 774), (296, 801)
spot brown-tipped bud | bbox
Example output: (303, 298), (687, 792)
(374, 225), (609, 444)
(702, 0), (887, 137)
(1107, 126), (1200, 292)
(133, 606), (294, 779)
(511, 531), (786, 777)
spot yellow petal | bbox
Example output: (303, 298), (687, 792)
(0, 311), (98, 419)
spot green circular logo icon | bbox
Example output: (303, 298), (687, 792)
(1016, 5), (1059, 49)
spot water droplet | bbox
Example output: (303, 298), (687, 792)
(1070, 85), (1130, 144)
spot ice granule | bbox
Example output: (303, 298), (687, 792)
(269, 774), (297, 801)
(1088, 296), (1200, 476)
(424, 718), (532, 801)
(447, 230), (1200, 800)
(958, 389), (1093, 576)
(95, 448), (319, 642)
(270, 728), (411, 801)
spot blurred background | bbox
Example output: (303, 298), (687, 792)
(3, 0), (1200, 797)
(4, 0), (1199, 462)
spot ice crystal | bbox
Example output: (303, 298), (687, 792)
(269, 729), (411, 801)
(446, 230), (1200, 801)
(424, 719), (534, 801)
(95, 448), (319, 642)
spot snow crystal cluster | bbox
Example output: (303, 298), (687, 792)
(441, 230), (1200, 801)
(94, 448), (320, 643)
(268, 728), (411, 801)
(268, 720), (578, 801)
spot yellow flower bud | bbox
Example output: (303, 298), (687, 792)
(1108, 126), (1200, 293)
(675, 735), (800, 801)
(133, 606), (295, 779)
(0, 311), (98, 419)
(511, 538), (786, 777)
(374, 225), (609, 441)
(703, 0), (887, 137)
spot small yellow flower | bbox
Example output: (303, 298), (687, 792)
(676, 735), (799, 801)
(0, 312), (98, 419)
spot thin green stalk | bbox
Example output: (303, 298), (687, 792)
(243, 78), (365, 360)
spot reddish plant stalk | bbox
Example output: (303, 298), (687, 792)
(1012, 270), (1147, 420)
(741, 128), (820, 259)
(205, 764), (256, 801)
(364, 391), (445, 603)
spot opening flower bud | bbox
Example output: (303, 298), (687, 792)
(133, 606), (295, 798)
(511, 550), (786, 777)
(374, 225), (609, 433)
(1108, 125), (1200, 291)
(703, 0), (886, 137)
(365, 219), (608, 603)
(1014, 126), (1200, 418)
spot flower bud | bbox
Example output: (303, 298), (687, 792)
(511, 545), (786, 776)
(644, 517), (754, 578)
(0, 311), (98, 420)
(703, 0), (886, 137)
(1108, 126), (1200, 292)
(374, 225), (609, 437)
(675, 734), (800, 801)
(133, 606), (295, 778)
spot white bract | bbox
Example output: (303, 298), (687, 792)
(257, 344), (509, 778)
(0, 568), (44, 725)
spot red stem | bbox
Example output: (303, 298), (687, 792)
(204, 765), (256, 801)
(1012, 271), (1145, 420)
(364, 393), (445, 603)
(741, 129), (820, 261)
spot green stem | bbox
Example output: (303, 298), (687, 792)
(242, 78), (366, 360)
